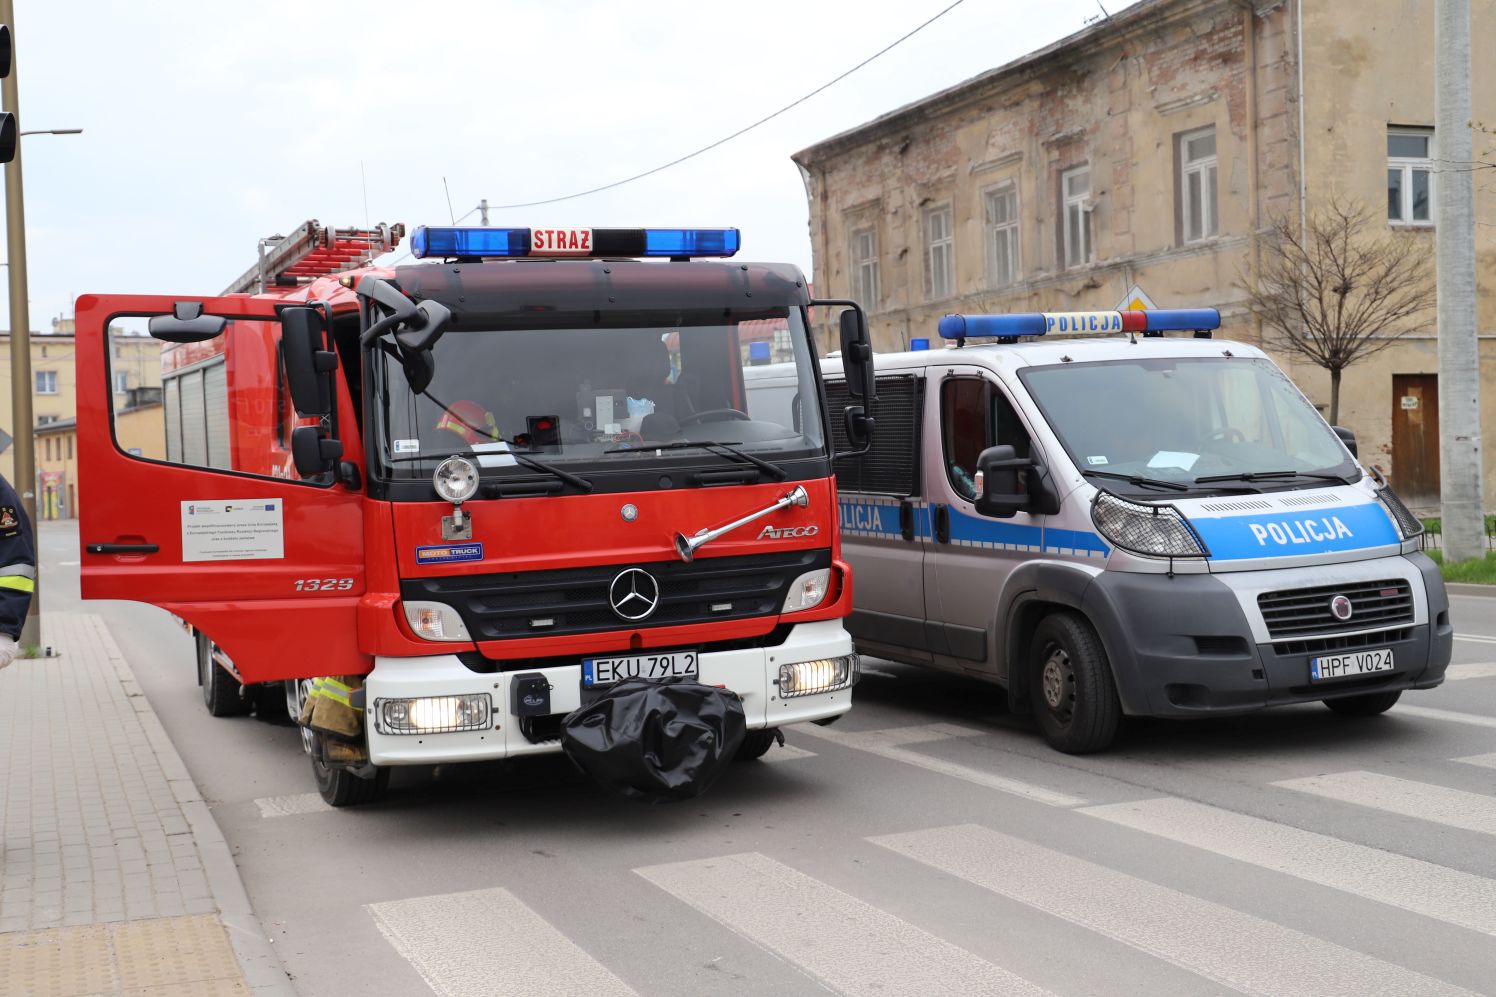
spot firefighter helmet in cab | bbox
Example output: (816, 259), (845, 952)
(435, 400), (499, 445)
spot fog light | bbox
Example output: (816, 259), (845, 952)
(375, 694), (491, 734)
(403, 600), (471, 641)
(778, 655), (858, 698)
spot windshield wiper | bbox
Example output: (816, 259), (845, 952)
(605, 440), (788, 481)
(387, 449), (593, 493)
(1082, 469), (1190, 492)
(1194, 469), (1353, 485)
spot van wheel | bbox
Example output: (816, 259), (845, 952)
(1323, 690), (1402, 717)
(197, 632), (248, 718)
(312, 754), (389, 807)
(1029, 611), (1120, 754)
(735, 728), (782, 762)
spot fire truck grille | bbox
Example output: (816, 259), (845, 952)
(1256, 578), (1414, 640)
(403, 549), (832, 642)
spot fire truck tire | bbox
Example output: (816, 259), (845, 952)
(312, 756), (389, 807)
(197, 632), (249, 718)
(734, 727), (782, 762)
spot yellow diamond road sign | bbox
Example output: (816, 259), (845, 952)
(1117, 285), (1157, 312)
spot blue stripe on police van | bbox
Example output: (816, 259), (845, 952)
(1188, 502), (1399, 561)
(838, 498), (1109, 559)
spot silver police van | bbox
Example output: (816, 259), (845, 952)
(809, 308), (1451, 754)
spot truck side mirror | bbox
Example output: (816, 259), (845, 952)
(1332, 425), (1358, 458)
(974, 444), (1029, 518)
(147, 301), (227, 343)
(280, 306), (336, 417)
(838, 307), (876, 448)
(291, 425), (343, 477)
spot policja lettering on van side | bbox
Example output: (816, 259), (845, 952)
(1248, 515), (1355, 547)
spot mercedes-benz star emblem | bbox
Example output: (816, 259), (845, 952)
(609, 567), (660, 622)
(1329, 594), (1353, 622)
(621, 503), (639, 523)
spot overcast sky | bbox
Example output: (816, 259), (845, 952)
(11, 0), (1141, 331)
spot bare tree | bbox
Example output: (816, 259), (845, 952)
(1242, 199), (1435, 425)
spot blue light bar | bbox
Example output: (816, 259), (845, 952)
(411, 226), (528, 259)
(407, 226), (741, 260)
(939, 308), (1221, 340)
(642, 228), (740, 257)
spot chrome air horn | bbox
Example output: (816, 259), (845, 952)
(673, 486), (810, 562)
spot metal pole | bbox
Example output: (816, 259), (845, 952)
(479, 198), (489, 226)
(1435, 0), (1486, 562)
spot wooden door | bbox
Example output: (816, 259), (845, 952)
(1391, 373), (1440, 505)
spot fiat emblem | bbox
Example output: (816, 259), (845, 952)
(1329, 595), (1353, 622)
(621, 503), (638, 522)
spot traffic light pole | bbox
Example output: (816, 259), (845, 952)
(0, 0), (40, 649)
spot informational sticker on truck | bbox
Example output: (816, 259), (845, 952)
(181, 499), (284, 562)
(415, 543), (485, 564)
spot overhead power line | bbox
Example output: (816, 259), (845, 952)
(485, 0), (971, 211)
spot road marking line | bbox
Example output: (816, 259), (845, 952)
(254, 793), (333, 818)
(794, 723), (1083, 807)
(1455, 753), (1496, 770)
(1274, 771), (1496, 837)
(761, 743), (816, 763)
(1081, 796), (1496, 936)
(871, 823), (1476, 997)
(1396, 704), (1496, 730)
(635, 851), (1053, 997)
(1446, 662), (1496, 680)
(1455, 633), (1496, 645)
(368, 887), (636, 997)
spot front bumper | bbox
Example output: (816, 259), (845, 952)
(1083, 553), (1453, 718)
(364, 620), (854, 765)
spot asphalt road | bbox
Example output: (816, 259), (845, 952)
(41, 521), (1496, 996)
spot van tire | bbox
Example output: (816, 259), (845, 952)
(1323, 690), (1402, 717)
(312, 754), (389, 807)
(198, 632), (248, 718)
(1029, 611), (1120, 754)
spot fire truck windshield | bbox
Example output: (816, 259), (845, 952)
(375, 308), (826, 486)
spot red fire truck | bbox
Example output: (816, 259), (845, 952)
(78, 221), (875, 804)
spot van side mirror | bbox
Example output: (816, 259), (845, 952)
(147, 301), (227, 343)
(974, 444), (1029, 518)
(291, 425), (343, 477)
(280, 307), (336, 417)
(1332, 425), (1358, 458)
(838, 307), (876, 448)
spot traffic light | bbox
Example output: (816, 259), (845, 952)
(0, 24), (14, 164)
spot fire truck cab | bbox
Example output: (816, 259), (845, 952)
(78, 222), (874, 805)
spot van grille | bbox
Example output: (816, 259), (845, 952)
(1257, 579), (1413, 640)
(403, 549), (829, 642)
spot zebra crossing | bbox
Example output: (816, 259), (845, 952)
(357, 723), (1496, 997)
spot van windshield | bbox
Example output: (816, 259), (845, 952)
(1018, 356), (1356, 492)
(374, 308), (825, 481)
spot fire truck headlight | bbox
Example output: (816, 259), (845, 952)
(778, 655), (859, 698)
(375, 694), (491, 734)
(403, 601), (472, 641)
(782, 568), (831, 612)
(434, 456), (480, 504)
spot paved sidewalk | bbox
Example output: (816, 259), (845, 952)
(1, 612), (294, 996)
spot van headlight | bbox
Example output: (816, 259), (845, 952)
(403, 600), (472, 641)
(1091, 490), (1209, 558)
(1375, 481), (1425, 540)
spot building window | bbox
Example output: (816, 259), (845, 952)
(35, 370), (57, 395)
(114, 372), (129, 394)
(1180, 127), (1218, 242)
(985, 182), (1021, 287)
(67, 435), (73, 460)
(1388, 128), (1433, 225)
(850, 226), (880, 307)
(1062, 166), (1093, 268)
(37, 415), (57, 425)
(925, 204), (954, 300)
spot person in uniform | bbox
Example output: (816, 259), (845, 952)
(0, 476), (35, 671)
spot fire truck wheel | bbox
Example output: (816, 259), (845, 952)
(197, 632), (249, 718)
(312, 755), (390, 807)
(1028, 611), (1119, 754)
(1323, 690), (1402, 716)
(735, 728), (781, 762)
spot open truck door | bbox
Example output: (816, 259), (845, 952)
(77, 292), (367, 685)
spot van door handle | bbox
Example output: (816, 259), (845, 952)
(899, 500), (915, 541)
(933, 505), (951, 544)
(86, 543), (160, 555)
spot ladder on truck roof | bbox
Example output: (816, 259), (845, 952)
(221, 220), (405, 295)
